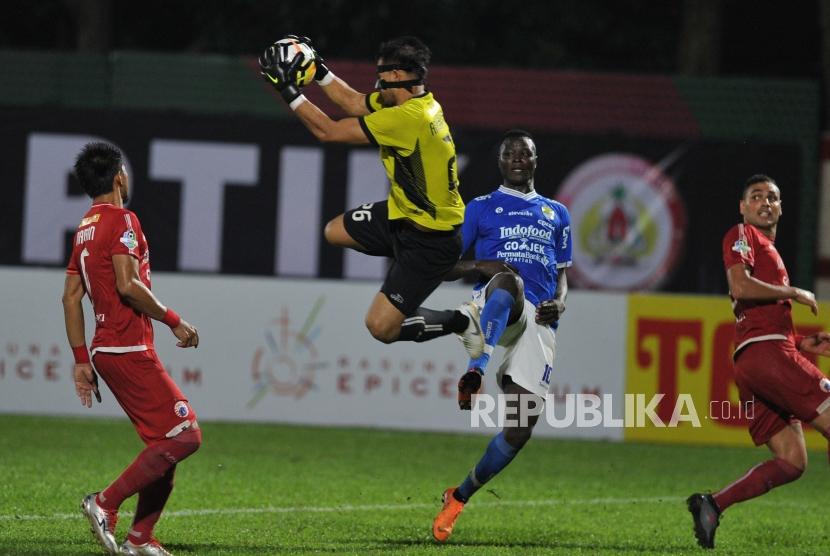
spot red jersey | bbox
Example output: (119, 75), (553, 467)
(66, 203), (155, 355)
(722, 223), (794, 353)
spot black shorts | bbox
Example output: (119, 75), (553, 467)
(343, 200), (462, 316)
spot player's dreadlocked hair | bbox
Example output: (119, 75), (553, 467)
(74, 142), (124, 198)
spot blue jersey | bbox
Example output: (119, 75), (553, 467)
(461, 185), (572, 309)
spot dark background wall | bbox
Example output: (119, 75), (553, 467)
(0, 0), (826, 292)
(0, 0), (822, 80)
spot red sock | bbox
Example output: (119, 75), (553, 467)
(127, 467), (175, 545)
(713, 458), (802, 512)
(98, 428), (201, 511)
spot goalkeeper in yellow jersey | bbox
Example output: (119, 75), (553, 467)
(259, 36), (483, 354)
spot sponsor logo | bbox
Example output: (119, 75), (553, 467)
(495, 207), (503, 214)
(557, 153), (686, 290)
(390, 293), (404, 305)
(173, 401), (190, 418)
(119, 230), (138, 250)
(732, 239), (751, 256)
(249, 297), (327, 404)
(508, 210), (532, 216)
(820, 378), (830, 393)
(80, 214), (100, 227)
(499, 224), (552, 241)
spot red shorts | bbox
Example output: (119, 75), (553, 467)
(734, 340), (830, 446)
(93, 349), (197, 444)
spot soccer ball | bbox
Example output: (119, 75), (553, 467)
(275, 37), (316, 87)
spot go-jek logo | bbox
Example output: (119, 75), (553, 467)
(499, 224), (552, 241)
(248, 297), (328, 405)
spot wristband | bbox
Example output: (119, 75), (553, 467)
(72, 345), (90, 364)
(288, 94), (307, 111)
(162, 308), (181, 328)
(317, 71), (335, 86)
(280, 83), (302, 105)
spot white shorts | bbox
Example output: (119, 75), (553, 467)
(471, 287), (556, 399)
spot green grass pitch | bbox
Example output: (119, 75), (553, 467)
(0, 414), (827, 555)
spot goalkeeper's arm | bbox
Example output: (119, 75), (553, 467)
(285, 35), (370, 117)
(317, 77), (371, 117)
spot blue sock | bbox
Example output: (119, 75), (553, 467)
(469, 288), (514, 372)
(456, 432), (518, 502)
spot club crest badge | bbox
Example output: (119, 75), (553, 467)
(732, 239), (751, 256)
(174, 401), (190, 418)
(556, 153), (686, 290)
(120, 230), (138, 250)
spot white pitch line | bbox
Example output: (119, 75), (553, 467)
(0, 496), (681, 522)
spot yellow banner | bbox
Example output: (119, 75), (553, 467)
(625, 294), (830, 449)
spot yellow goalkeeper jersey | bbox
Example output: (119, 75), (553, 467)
(358, 91), (464, 231)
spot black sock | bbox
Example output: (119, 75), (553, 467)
(397, 307), (468, 342)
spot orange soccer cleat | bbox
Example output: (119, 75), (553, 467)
(432, 487), (465, 542)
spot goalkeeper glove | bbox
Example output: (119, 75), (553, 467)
(259, 44), (307, 104)
(457, 367), (483, 411)
(284, 34), (332, 85)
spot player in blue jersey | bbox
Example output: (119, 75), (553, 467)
(432, 129), (572, 542)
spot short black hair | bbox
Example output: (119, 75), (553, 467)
(501, 128), (534, 144)
(499, 129), (536, 155)
(742, 174), (777, 198)
(377, 36), (430, 78)
(74, 142), (123, 198)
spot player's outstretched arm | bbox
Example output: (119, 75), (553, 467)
(317, 77), (371, 116)
(62, 273), (100, 407)
(259, 47), (369, 144)
(283, 35), (369, 116)
(294, 102), (371, 144)
(727, 264), (817, 315)
(112, 254), (199, 348)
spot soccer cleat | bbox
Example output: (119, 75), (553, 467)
(432, 487), (465, 542)
(457, 368), (483, 410)
(455, 302), (484, 359)
(80, 492), (119, 555)
(687, 493), (720, 549)
(121, 538), (174, 556)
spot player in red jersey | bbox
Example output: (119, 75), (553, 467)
(63, 143), (201, 556)
(687, 175), (830, 549)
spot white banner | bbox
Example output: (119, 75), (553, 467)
(0, 267), (626, 439)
